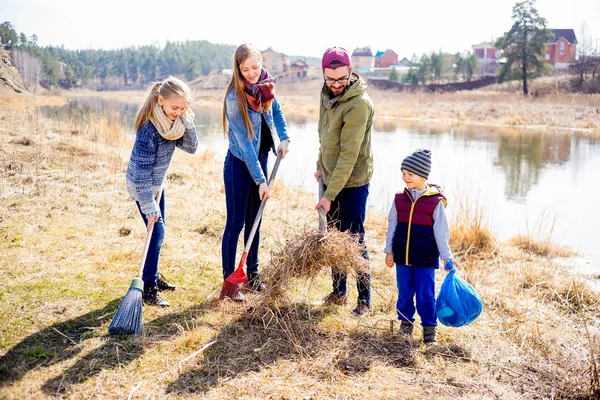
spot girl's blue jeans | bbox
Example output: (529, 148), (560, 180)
(325, 183), (371, 305)
(395, 264), (437, 326)
(135, 189), (166, 285)
(221, 151), (268, 279)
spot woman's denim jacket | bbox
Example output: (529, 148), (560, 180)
(225, 91), (289, 184)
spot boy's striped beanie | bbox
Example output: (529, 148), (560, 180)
(401, 148), (432, 179)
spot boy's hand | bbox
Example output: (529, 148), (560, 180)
(444, 259), (456, 272)
(385, 253), (394, 268)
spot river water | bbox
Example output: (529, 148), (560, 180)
(49, 97), (600, 274)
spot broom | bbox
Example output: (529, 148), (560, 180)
(220, 151), (283, 300)
(108, 188), (164, 335)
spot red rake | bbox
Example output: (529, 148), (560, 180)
(220, 151), (283, 301)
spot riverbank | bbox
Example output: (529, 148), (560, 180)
(1, 89), (600, 399)
(64, 75), (600, 136)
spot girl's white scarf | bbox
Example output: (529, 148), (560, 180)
(149, 103), (186, 140)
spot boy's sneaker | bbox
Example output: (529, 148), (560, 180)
(423, 326), (437, 345)
(157, 273), (176, 291)
(398, 320), (414, 337)
(143, 282), (170, 307)
(350, 301), (371, 318)
(323, 292), (348, 305)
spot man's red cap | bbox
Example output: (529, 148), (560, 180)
(322, 47), (350, 69)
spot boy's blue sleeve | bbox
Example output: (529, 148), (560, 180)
(384, 200), (397, 253)
(433, 200), (453, 260)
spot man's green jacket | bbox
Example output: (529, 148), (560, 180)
(317, 72), (374, 200)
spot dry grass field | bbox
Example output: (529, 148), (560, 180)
(1, 82), (600, 399)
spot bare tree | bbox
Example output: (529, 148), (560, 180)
(574, 22), (599, 86)
(12, 49), (43, 92)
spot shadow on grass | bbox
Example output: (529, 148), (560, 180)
(2, 296), (470, 397)
(166, 304), (423, 396)
(0, 297), (215, 396)
(166, 302), (334, 394)
(38, 300), (216, 396)
(0, 299), (121, 388)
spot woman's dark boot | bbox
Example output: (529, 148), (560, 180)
(248, 272), (266, 292)
(144, 282), (170, 307)
(157, 273), (176, 291)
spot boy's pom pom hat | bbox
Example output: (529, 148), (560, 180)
(322, 47), (351, 69)
(401, 148), (432, 179)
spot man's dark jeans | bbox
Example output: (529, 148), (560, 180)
(326, 183), (371, 305)
(222, 151), (269, 279)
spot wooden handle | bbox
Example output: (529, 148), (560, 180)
(317, 177), (327, 233)
(136, 187), (164, 278)
(242, 151), (283, 253)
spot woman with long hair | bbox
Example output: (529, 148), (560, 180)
(221, 43), (290, 301)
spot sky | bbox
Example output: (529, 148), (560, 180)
(2, 0), (599, 59)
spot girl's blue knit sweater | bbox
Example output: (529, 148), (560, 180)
(126, 118), (198, 217)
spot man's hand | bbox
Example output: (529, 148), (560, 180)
(385, 253), (395, 268)
(315, 197), (331, 214)
(314, 170), (323, 182)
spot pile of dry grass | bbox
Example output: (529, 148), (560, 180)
(259, 227), (369, 305)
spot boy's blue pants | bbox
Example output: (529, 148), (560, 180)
(395, 264), (437, 326)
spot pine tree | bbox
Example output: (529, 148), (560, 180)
(495, 0), (554, 95)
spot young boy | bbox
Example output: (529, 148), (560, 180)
(384, 149), (455, 344)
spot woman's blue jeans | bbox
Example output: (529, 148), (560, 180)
(222, 151), (269, 279)
(325, 183), (371, 305)
(135, 189), (166, 285)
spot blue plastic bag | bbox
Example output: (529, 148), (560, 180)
(436, 268), (483, 327)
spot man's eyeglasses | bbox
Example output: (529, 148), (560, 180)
(324, 74), (350, 86)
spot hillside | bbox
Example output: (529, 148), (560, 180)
(0, 47), (24, 93)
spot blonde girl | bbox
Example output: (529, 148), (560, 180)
(126, 76), (198, 307)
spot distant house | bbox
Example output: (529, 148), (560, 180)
(398, 57), (410, 66)
(351, 47), (374, 70)
(261, 47), (289, 77)
(472, 42), (500, 76)
(290, 59), (309, 79)
(375, 49), (398, 68)
(545, 29), (577, 70)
